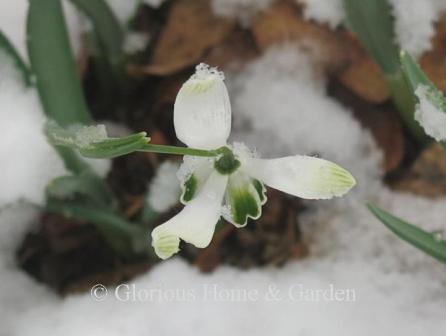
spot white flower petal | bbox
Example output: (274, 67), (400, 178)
(177, 156), (214, 204)
(244, 155), (356, 200)
(151, 171), (228, 259)
(174, 63), (231, 150)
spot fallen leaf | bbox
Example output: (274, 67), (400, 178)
(337, 45), (390, 103)
(203, 28), (259, 71)
(252, 0), (346, 64)
(420, 14), (446, 94)
(252, 0), (389, 103)
(140, 0), (235, 75)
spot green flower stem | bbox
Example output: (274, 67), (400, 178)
(139, 144), (223, 157)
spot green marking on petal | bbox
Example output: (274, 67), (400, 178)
(184, 78), (217, 94)
(230, 188), (260, 225)
(224, 172), (263, 227)
(151, 231), (180, 260)
(252, 179), (267, 204)
(181, 175), (198, 203)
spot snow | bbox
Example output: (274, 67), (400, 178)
(390, 0), (438, 58)
(414, 85), (446, 141)
(46, 122), (109, 148)
(146, 160), (181, 212)
(211, 0), (275, 26)
(297, 0), (446, 57)
(123, 32), (150, 54)
(0, 43), (445, 335)
(211, 0), (446, 57)
(105, 0), (166, 26)
(105, 0), (139, 25)
(297, 0), (345, 29)
(0, 202), (58, 333)
(0, 55), (68, 206)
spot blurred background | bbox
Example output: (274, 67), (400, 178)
(0, 0), (446, 335)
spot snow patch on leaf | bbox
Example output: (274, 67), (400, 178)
(415, 85), (446, 141)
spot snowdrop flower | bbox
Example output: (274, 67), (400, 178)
(151, 63), (356, 259)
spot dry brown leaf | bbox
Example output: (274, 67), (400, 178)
(252, 0), (389, 103)
(420, 14), (446, 94)
(141, 0), (235, 76)
(337, 47), (390, 103)
(252, 0), (346, 64)
(203, 29), (260, 71)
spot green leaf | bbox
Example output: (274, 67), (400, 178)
(46, 172), (112, 206)
(400, 51), (446, 112)
(343, 0), (399, 75)
(47, 198), (152, 258)
(343, 0), (428, 143)
(0, 29), (31, 85)
(367, 203), (446, 264)
(27, 0), (91, 126)
(400, 51), (446, 148)
(45, 121), (151, 159)
(68, 0), (124, 68)
(399, 51), (433, 92)
(80, 133), (150, 159)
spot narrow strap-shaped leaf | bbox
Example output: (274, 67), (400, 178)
(45, 121), (151, 159)
(400, 51), (446, 149)
(27, 0), (91, 126)
(368, 203), (446, 264)
(46, 173), (112, 206)
(0, 29), (31, 85)
(79, 134), (150, 158)
(343, 0), (399, 75)
(400, 51), (433, 92)
(46, 198), (151, 258)
(343, 0), (428, 143)
(69, 0), (124, 67)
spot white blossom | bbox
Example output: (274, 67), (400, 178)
(151, 63), (356, 259)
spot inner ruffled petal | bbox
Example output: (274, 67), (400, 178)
(151, 170), (228, 259)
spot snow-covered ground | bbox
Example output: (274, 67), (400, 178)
(1, 1), (446, 335)
(213, 0), (446, 57)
